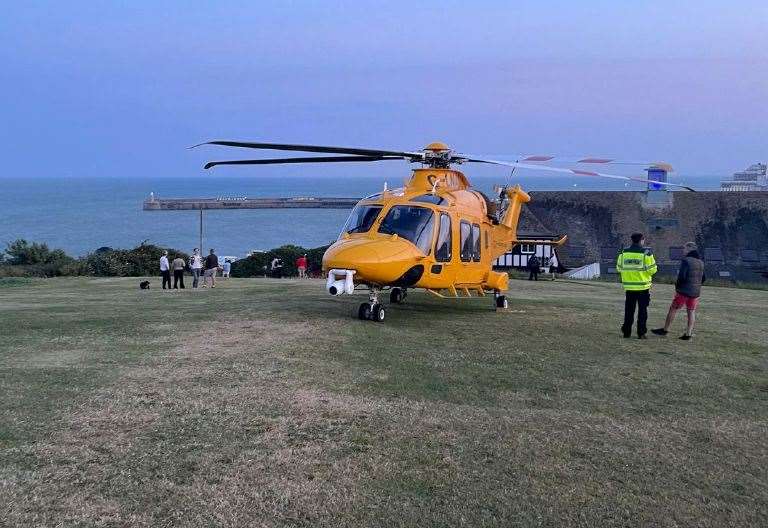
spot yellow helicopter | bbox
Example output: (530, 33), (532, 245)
(194, 140), (689, 322)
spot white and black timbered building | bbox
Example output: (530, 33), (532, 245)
(493, 233), (563, 270)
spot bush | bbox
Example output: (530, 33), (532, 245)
(84, 242), (188, 277)
(0, 239), (76, 277)
(232, 244), (329, 278)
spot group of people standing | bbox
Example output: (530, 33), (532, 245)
(617, 233), (705, 341)
(268, 254), (309, 278)
(159, 248), (230, 289)
(526, 253), (559, 281)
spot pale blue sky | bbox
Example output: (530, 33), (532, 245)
(1, 1), (766, 181)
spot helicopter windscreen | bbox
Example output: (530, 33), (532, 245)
(341, 204), (382, 236)
(378, 205), (435, 254)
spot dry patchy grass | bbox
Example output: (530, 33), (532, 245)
(0, 277), (766, 527)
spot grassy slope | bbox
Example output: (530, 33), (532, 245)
(0, 277), (766, 527)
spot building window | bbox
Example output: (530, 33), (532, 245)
(520, 243), (535, 254)
(460, 221), (472, 262)
(434, 213), (452, 262)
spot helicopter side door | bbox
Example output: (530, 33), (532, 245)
(455, 217), (486, 285)
(421, 211), (456, 288)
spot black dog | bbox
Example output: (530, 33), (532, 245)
(139, 281), (151, 290)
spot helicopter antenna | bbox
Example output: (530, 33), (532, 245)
(506, 164), (516, 188)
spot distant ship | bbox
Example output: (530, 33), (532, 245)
(721, 163), (767, 191)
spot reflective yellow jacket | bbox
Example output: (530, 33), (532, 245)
(616, 246), (657, 291)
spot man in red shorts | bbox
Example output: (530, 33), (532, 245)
(652, 242), (706, 340)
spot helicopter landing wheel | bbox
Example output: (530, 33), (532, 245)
(358, 302), (372, 320)
(371, 303), (386, 322)
(390, 287), (407, 304)
(495, 295), (508, 310)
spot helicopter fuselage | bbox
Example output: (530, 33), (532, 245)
(322, 168), (530, 297)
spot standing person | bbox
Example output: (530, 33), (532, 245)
(189, 248), (203, 288)
(296, 254), (308, 279)
(652, 242), (706, 340)
(616, 233), (658, 339)
(204, 248), (219, 288)
(527, 254), (540, 281)
(159, 250), (171, 290)
(549, 252), (559, 280)
(172, 255), (186, 289)
(271, 257), (283, 278)
(222, 259), (231, 279)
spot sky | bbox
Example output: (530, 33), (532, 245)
(1, 0), (766, 182)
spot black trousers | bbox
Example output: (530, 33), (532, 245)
(528, 269), (539, 281)
(161, 270), (171, 289)
(623, 290), (650, 337)
(173, 270), (185, 289)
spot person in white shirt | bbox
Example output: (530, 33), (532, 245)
(159, 250), (171, 290)
(189, 248), (203, 288)
(548, 252), (559, 280)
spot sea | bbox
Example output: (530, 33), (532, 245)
(0, 174), (722, 258)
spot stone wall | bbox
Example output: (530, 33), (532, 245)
(519, 191), (768, 281)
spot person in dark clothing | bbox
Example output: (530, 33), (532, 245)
(652, 242), (706, 340)
(527, 255), (540, 281)
(172, 256), (186, 289)
(203, 249), (219, 288)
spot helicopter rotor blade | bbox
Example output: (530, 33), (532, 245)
(192, 140), (425, 161)
(464, 157), (694, 191)
(467, 154), (672, 170)
(204, 155), (407, 170)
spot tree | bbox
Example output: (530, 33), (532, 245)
(4, 239), (70, 266)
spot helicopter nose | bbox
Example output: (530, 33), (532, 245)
(322, 236), (423, 285)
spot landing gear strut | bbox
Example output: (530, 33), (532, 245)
(494, 290), (508, 310)
(390, 287), (407, 304)
(358, 288), (386, 322)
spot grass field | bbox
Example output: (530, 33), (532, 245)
(1, 277), (766, 527)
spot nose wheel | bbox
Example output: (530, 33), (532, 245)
(357, 288), (386, 322)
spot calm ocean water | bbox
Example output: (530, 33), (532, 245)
(0, 174), (721, 257)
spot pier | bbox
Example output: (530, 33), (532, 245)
(143, 195), (360, 210)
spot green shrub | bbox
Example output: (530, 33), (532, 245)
(83, 242), (188, 277)
(231, 244), (329, 278)
(0, 239), (76, 277)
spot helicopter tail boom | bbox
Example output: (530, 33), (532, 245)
(499, 185), (531, 233)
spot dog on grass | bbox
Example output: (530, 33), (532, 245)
(139, 281), (151, 290)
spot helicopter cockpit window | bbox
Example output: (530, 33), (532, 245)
(412, 194), (445, 205)
(460, 221), (472, 262)
(378, 205), (435, 255)
(341, 204), (382, 237)
(471, 224), (481, 261)
(435, 213), (452, 262)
